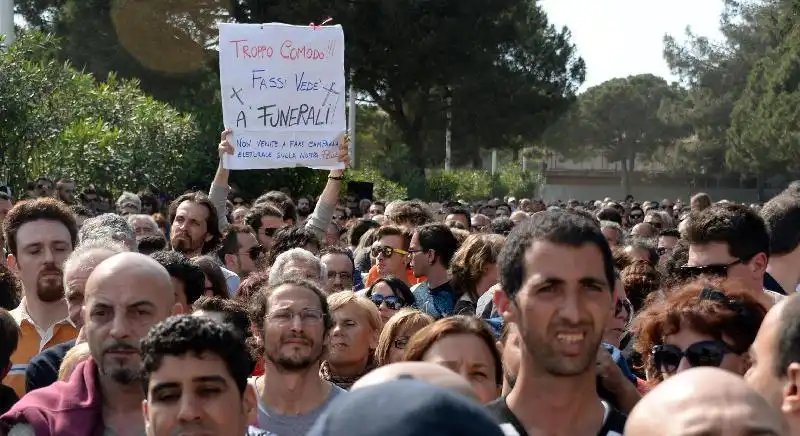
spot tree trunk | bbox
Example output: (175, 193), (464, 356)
(620, 155), (634, 198)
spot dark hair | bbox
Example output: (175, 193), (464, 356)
(319, 245), (355, 264)
(625, 238), (659, 266)
(265, 225), (321, 266)
(445, 206), (472, 230)
(234, 270), (270, 305)
(140, 315), (251, 397)
(138, 191), (159, 211)
(149, 251), (205, 306)
(386, 201), (434, 227)
(0, 263), (21, 310)
(366, 276), (415, 308)
(415, 223), (459, 268)
(347, 219), (380, 247)
(0, 308), (19, 367)
(0, 191), (10, 202)
(596, 207), (622, 225)
(168, 192), (222, 255)
(691, 193), (712, 211)
(248, 278), (333, 354)
(3, 198), (78, 256)
(684, 203), (769, 261)
(192, 296), (257, 371)
(217, 224), (254, 263)
(69, 205), (93, 218)
(374, 225), (411, 250)
(621, 260), (661, 312)
(244, 203), (283, 234)
(760, 193), (800, 256)
(191, 256), (229, 299)
(490, 218), (515, 237)
(136, 235), (167, 255)
(403, 315), (502, 385)
(255, 191), (297, 224)
(775, 295), (800, 378)
(658, 229), (680, 239)
(499, 210), (614, 299)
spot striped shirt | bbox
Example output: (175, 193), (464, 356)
(3, 302), (77, 397)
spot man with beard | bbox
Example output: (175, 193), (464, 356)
(54, 178), (76, 205)
(297, 197), (313, 222)
(168, 192), (222, 259)
(2, 199), (78, 398)
(1, 252), (179, 435)
(247, 277), (346, 436)
(490, 210), (627, 436)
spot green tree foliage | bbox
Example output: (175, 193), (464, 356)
(0, 32), (202, 194)
(728, 19), (800, 177)
(544, 74), (686, 195)
(660, 0), (789, 177)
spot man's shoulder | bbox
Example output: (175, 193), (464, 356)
(601, 405), (627, 436)
(8, 422), (36, 436)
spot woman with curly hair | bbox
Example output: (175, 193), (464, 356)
(631, 278), (767, 385)
(449, 233), (504, 315)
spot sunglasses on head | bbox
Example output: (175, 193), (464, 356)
(370, 294), (405, 310)
(679, 259), (743, 280)
(371, 245), (408, 258)
(652, 340), (739, 374)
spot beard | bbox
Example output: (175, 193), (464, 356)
(100, 342), (141, 385)
(523, 322), (602, 377)
(37, 269), (64, 302)
(266, 334), (324, 372)
(171, 233), (200, 255)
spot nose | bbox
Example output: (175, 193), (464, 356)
(177, 393), (202, 423)
(109, 313), (131, 341)
(676, 356), (692, 374)
(289, 313), (304, 332)
(558, 292), (583, 325)
(43, 247), (56, 263)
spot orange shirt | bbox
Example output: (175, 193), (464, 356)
(365, 265), (425, 288)
(3, 303), (78, 397)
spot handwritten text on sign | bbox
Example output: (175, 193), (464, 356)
(219, 23), (346, 170)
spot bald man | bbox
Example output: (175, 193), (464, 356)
(626, 367), (788, 436)
(746, 296), (800, 435)
(630, 222), (656, 238)
(1, 252), (179, 436)
(352, 362), (480, 402)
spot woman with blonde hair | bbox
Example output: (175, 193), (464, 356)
(374, 308), (434, 366)
(58, 342), (91, 382)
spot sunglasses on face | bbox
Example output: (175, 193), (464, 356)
(263, 227), (279, 238)
(630, 213), (643, 219)
(679, 259), (743, 280)
(371, 245), (409, 258)
(392, 336), (409, 350)
(652, 340), (739, 374)
(657, 246), (669, 256)
(370, 294), (405, 310)
(247, 245), (265, 260)
(333, 215), (345, 221)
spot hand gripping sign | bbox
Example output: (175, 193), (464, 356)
(219, 22), (346, 170)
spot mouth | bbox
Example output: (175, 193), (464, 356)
(284, 339), (309, 346)
(555, 332), (587, 355)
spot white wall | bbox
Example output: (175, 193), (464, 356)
(539, 183), (778, 203)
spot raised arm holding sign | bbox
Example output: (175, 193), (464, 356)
(218, 22), (346, 170)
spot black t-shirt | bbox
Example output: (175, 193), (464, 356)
(487, 396), (626, 436)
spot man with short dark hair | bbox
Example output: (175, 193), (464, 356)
(684, 203), (779, 307)
(319, 247), (355, 294)
(245, 204), (285, 251)
(2, 199), (79, 397)
(140, 316), (271, 436)
(760, 193), (800, 295)
(150, 251), (205, 313)
(248, 278), (346, 435)
(656, 229), (680, 255)
(490, 210), (626, 435)
(217, 224), (261, 279)
(444, 206), (471, 231)
(409, 224), (459, 319)
(0, 309), (19, 414)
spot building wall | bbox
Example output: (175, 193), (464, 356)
(539, 183), (777, 203)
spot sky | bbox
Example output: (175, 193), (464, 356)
(540, 0), (726, 90)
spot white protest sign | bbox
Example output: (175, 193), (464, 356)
(218, 23), (346, 170)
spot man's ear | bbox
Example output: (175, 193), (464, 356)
(7, 254), (18, 273)
(224, 253), (237, 268)
(782, 362), (800, 414)
(493, 287), (518, 324)
(172, 302), (185, 316)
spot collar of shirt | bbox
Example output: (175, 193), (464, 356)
(11, 299), (75, 350)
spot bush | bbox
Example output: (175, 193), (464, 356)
(0, 32), (202, 194)
(346, 168), (408, 201)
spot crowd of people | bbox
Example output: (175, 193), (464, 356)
(0, 132), (800, 435)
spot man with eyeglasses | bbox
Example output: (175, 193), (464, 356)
(320, 247), (355, 294)
(218, 224), (262, 280)
(683, 203), (783, 308)
(247, 278), (346, 436)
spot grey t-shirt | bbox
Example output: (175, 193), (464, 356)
(249, 378), (346, 436)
